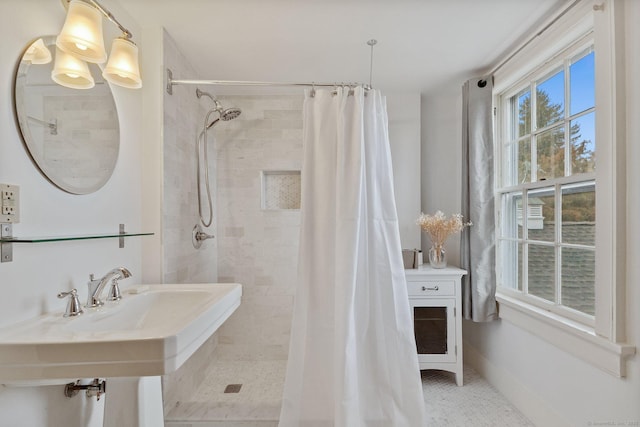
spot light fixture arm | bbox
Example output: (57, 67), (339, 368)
(62, 0), (132, 39)
(86, 0), (132, 39)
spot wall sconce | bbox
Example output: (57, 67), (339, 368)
(55, 0), (141, 89)
(51, 46), (95, 89)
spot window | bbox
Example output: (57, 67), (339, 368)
(497, 44), (596, 324)
(492, 0), (634, 376)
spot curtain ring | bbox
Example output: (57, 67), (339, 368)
(310, 83), (316, 98)
(332, 84), (338, 96)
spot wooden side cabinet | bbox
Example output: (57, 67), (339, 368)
(405, 266), (467, 386)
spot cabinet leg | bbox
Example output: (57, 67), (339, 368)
(455, 371), (463, 386)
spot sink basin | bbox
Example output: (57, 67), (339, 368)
(0, 283), (241, 382)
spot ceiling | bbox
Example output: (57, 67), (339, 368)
(120, 0), (567, 95)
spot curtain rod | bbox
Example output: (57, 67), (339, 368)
(489, 0), (583, 75)
(165, 69), (369, 95)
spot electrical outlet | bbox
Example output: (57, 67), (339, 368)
(0, 184), (19, 223)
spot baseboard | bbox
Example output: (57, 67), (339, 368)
(165, 422), (278, 427)
(464, 341), (571, 427)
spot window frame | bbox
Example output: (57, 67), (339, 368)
(496, 35), (597, 326)
(492, 0), (634, 377)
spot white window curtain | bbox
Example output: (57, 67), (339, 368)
(279, 87), (426, 427)
(460, 76), (498, 322)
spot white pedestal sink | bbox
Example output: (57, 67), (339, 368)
(0, 283), (241, 426)
(0, 283), (242, 382)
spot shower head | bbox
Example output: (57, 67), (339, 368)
(220, 107), (242, 121)
(197, 88), (242, 128)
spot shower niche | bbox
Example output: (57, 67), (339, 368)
(405, 266), (466, 386)
(261, 170), (301, 210)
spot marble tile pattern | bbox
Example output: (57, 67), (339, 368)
(43, 94), (118, 188)
(263, 171), (301, 210)
(162, 334), (218, 415)
(165, 357), (535, 427)
(161, 30), (220, 410)
(214, 95), (303, 362)
(162, 30), (218, 285)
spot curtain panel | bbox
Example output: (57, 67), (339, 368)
(279, 87), (426, 427)
(461, 76), (498, 322)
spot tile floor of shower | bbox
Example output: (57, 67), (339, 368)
(164, 350), (535, 427)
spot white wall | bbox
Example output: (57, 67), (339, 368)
(420, 1), (640, 425)
(387, 93), (422, 250)
(420, 89), (463, 261)
(0, 1), (143, 426)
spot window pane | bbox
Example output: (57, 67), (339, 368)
(536, 71), (565, 129)
(562, 182), (595, 246)
(528, 244), (555, 302)
(570, 112), (595, 174)
(527, 187), (555, 242)
(561, 247), (595, 315)
(514, 89), (531, 138)
(570, 51), (595, 115)
(499, 239), (523, 291)
(501, 192), (523, 239)
(518, 138), (531, 184)
(537, 125), (565, 181)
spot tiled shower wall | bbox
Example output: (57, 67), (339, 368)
(161, 30), (219, 409)
(162, 30), (217, 284)
(215, 95), (303, 361)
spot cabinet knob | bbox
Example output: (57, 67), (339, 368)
(422, 285), (439, 291)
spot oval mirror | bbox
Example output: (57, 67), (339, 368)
(13, 35), (120, 195)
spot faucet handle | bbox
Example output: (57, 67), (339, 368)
(57, 289), (84, 317)
(106, 278), (122, 302)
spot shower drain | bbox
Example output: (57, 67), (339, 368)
(224, 384), (242, 393)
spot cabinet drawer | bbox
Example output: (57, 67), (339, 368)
(407, 280), (455, 296)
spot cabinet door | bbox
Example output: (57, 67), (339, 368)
(409, 298), (456, 363)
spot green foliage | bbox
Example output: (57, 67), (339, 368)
(517, 87), (595, 222)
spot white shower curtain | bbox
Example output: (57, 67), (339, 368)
(279, 87), (426, 427)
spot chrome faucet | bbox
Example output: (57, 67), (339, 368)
(86, 267), (132, 308)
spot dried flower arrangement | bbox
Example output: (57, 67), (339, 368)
(416, 211), (472, 248)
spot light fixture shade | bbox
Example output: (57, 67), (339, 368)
(102, 37), (142, 89)
(51, 47), (95, 89)
(24, 38), (52, 64)
(56, 0), (107, 64)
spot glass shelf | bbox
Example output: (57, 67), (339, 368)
(0, 224), (154, 263)
(0, 232), (153, 243)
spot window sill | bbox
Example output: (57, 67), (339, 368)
(496, 293), (636, 377)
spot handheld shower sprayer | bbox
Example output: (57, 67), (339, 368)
(194, 88), (242, 237)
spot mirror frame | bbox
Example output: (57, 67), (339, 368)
(12, 35), (120, 195)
